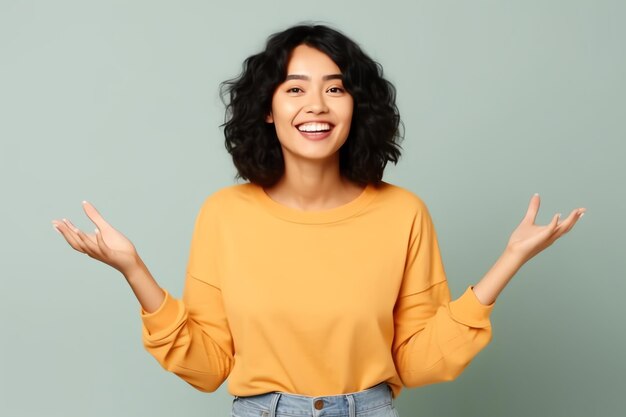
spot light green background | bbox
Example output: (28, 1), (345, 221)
(1, 0), (624, 416)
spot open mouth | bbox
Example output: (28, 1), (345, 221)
(296, 122), (334, 133)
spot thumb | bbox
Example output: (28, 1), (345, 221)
(94, 227), (111, 253)
(550, 212), (561, 231)
(523, 193), (540, 224)
(82, 200), (109, 230)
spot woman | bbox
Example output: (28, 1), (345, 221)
(51, 24), (585, 417)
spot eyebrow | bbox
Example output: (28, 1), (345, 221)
(284, 74), (343, 81)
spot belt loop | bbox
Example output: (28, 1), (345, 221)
(385, 383), (393, 408)
(269, 392), (281, 417)
(346, 394), (356, 417)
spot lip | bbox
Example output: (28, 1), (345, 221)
(296, 124), (334, 141)
(294, 120), (336, 141)
(295, 120), (335, 128)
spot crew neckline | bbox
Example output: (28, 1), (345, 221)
(249, 182), (380, 224)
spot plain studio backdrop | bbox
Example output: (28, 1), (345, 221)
(1, 1), (624, 416)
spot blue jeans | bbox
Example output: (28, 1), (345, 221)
(231, 381), (400, 417)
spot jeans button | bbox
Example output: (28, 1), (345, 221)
(314, 399), (324, 410)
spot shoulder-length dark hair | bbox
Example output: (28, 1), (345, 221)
(219, 23), (403, 188)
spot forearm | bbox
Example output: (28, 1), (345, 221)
(394, 282), (494, 387)
(140, 272), (234, 392)
(472, 248), (525, 305)
(123, 257), (166, 313)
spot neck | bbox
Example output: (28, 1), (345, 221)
(264, 155), (363, 211)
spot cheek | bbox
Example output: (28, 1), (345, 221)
(271, 97), (298, 120)
(341, 98), (354, 121)
(341, 103), (354, 140)
(271, 110), (295, 143)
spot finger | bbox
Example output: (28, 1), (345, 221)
(534, 212), (561, 247)
(52, 221), (63, 235)
(559, 208), (586, 235)
(94, 227), (112, 255)
(523, 193), (541, 224)
(552, 210), (576, 237)
(56, 219), (87, 253)
(549, 212), (561, 231)
(63, 218), (85, 239)
(82, 201), (109, 230)
(74, 228), (99, 254)
(64, 219), (94, 254)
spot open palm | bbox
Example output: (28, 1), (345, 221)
(52, 201), (140, 275)
(507, 194), (586, 263)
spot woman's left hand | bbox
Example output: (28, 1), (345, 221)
(506, 194), (586, 264)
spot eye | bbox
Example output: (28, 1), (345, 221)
(287, 87), (303, 93)
(328, 87), (345, 94)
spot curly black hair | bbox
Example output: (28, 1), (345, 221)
(219, 23), (404, 188)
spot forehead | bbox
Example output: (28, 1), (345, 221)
(285, 44), (341, 75)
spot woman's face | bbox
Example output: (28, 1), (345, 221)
(266, 44), (354, 167)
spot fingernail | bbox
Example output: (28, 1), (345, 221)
(579, 212), (585, 218)
(52, 224), (62, 234)
(557, 213), (561, 219)
(534, 193), (539, 197)
(82, 200), (87, 205)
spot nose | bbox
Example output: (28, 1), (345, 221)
(305, 90), (328, 114)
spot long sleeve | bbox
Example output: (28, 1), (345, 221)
(139, 195), (234, 392)
(392, 199), (495, 387)
(137, 181), (495, 398)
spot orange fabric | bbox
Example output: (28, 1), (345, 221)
(140, 181), (495, 399)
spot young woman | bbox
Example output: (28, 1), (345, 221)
(52, 24), (585, 417)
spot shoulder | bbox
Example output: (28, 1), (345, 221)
(198, 182), (255, 207)
(196, 182), (258, 214)
(205, 182), (255, 202)
(374, 181), (431, 215)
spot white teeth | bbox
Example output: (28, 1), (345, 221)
(297, 122), (331, 132)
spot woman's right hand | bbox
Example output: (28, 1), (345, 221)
(52, 201), (141, 276)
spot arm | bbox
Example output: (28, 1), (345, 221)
(123, 256), (166, 313)
(392, 199), (494, 387)
(472, 193), (586, 305)
(51, 197), (233, 392)
(393, 281), (494, 387)
(393, 193), (585, 387)
(138, 194), (234, 392)
(139, 272), (234, 393)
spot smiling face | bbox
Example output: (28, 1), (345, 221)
(266, 44), (354, 167)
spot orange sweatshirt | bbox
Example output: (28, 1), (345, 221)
(140, 181), (495, 399)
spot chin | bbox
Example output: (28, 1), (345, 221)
(283, 147), (342, 164)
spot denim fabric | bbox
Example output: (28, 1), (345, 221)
(231, 382), (400, 417)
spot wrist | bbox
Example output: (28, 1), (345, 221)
(472, 248), (526, 305)
(122, 255), (147, 281)
(503, 245), (529, 268)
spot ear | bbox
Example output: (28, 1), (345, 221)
(265, 112), (274, 123)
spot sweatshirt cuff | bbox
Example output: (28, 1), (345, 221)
(140, 288), (180, 336)
(448, 285), (495, 328)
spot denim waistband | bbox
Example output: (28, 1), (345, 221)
(233, 381), (393, 417)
